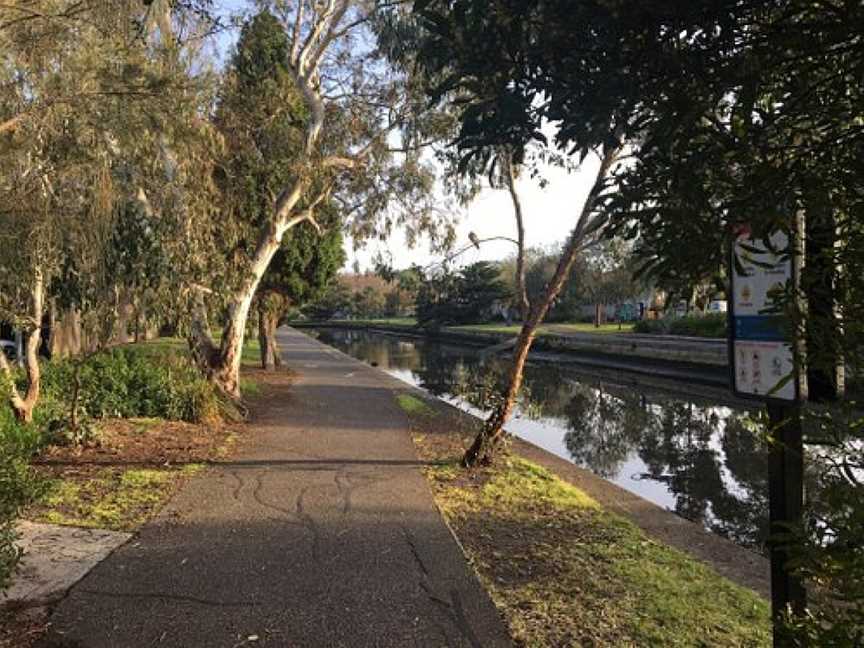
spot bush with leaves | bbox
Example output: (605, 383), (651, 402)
(633, 313), (727, 338)
(42, 346), (223, 427)
(0, 409), (46, 591)
(1, 341), (226, 591)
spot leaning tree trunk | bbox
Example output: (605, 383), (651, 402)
(187, 4), (358, 399)
(463, 146), (620, 467)
(0, 268), (45, 423)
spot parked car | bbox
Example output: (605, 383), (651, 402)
(1, 339), (17, 362)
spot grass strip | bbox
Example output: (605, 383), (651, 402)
(399, 393), (770, 647)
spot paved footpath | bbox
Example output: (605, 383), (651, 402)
(40, 328), (511, 648)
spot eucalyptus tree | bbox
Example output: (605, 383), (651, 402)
(0, 0), (220, 419)
(188, 0), (459, 398)
(210, 8), (343, 370)
(0, 3), (135, 421)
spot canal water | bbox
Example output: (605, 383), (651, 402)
(307, 327), (770, 553)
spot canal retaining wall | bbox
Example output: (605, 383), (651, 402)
(293, 321), (730, 368)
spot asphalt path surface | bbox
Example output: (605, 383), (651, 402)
(39, 328), (511, 648)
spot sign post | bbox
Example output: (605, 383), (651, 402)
(729, 227), (805, 645)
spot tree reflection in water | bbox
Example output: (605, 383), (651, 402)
(312, 328), (771, 552)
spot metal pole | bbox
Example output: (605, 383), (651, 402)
(766, 402), (806, 646)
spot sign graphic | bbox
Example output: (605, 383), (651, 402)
(729, 228), (797, 401)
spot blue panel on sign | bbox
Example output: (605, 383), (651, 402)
(734, 315), (787, 342)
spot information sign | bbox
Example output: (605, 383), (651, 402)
(729, 228), (798, 401)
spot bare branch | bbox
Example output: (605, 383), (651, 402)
(321, 155), (359, 169)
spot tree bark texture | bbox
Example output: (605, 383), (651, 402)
(48, 304), (83, 359)
(463, 147), (620, 467)
(190, 203), (311, 398)
(0, 268), (45, 423)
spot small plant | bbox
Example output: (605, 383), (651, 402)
(0, 426), (45, 590)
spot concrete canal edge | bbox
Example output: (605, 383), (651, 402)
(292, 321), (730, 385)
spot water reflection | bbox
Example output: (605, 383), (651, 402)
(310, 328), (769, 552)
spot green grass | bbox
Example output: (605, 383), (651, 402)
(479, 456), (600, 510)
(239, 377), (261, 396)
(144, 336), (262, 364)
(432, 457), (770, 647)
(138, 337), (189, 354)
(544, 322), (635, 335)
(403, 395), (770, 647)
(238, 337), (262, 364)
(395, 393), (433, 416)
(32, 465), (204, 531)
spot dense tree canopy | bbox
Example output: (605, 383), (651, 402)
(416, 261), (511, 327)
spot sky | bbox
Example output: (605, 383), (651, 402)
(211, 1), (601, 272)
(346, 159), (603, 272)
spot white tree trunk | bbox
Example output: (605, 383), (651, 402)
(0, 268), (45, 423)
(189, 2), (351, 399)
(192, 182), (318, 398)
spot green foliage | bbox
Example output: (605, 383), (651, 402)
(785, 409), (864, 646)
(395, 393), (433, 417)
(412, 2), (864, 639)
(633, 314), (727, 339)
(416, 262), (511, 327)
(352, 286), (386, 319)
(1, 341), (222, 591)
(0, 436), (43, 592)
(218, 9), (344, 320)
(215, 9), (309, 290)
(42, 346), (222, 425)
(306, 282), (354, 320)
(262, 224), (345, 309)
(0, 402), (49, 591)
